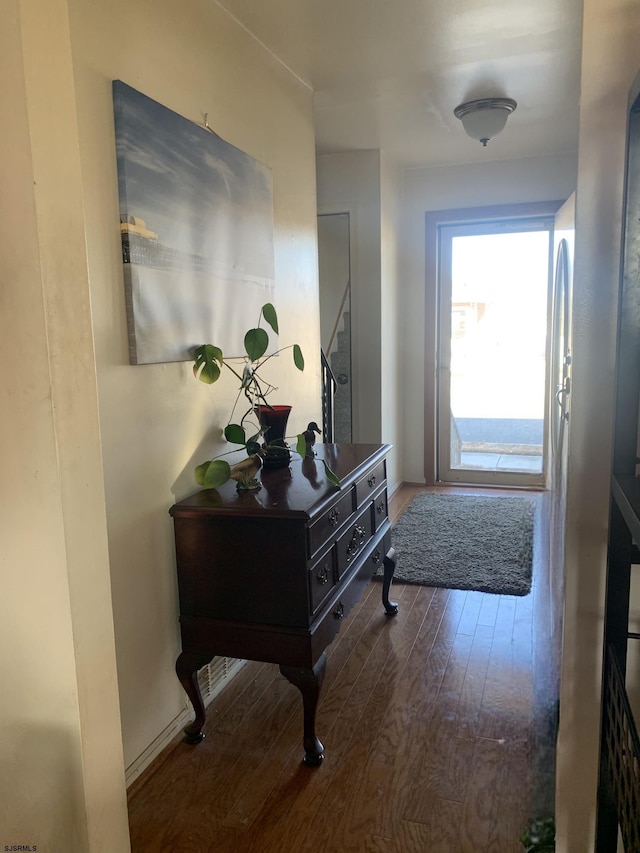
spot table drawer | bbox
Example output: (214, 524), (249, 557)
(336, 502), (374, 579)
(309, 544), (337, 615)
(355, 460), (386, 508)
(368, 526), (391, 573)
(308, 488), (355, 557)
(311, 527), (390, 658)
(372, 486), (388, 532)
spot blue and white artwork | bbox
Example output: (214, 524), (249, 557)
(112, 80), (275, 364)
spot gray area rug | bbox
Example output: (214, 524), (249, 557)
(380, 493), (535, 596)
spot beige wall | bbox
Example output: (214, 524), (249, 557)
(67, 0), (321, 774)
(556, 0), (640, 848)
(1, 0), (130, 849)
(3, 0), (320, 845)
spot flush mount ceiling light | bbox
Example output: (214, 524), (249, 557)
(453, 97), (517, 147)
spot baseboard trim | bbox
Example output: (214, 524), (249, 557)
(125, 659), (247, 789)
(125, 706), (192, 788)
(387, 479), (408, 500)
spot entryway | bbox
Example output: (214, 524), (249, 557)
(436, 216), (554, 488)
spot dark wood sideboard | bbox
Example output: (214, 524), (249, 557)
(169, 443), (398, 766)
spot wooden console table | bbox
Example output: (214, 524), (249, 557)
(169, 443), (398, 766)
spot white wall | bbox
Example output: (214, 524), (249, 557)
(399, 152), (578, 485)
(556, 1), (640, 848)
(318, 150), (575, 495)
(317, 150), (403, 491)
(66, 0), (321, 777)
(380, 152), (403, 491)
(318, 213), (351, 354)
(317, 151), (383, 446)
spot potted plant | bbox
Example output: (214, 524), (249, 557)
(192, 303), (339, 490)
(521, 816), (555, 852)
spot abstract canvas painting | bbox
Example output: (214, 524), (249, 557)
(112, 81), (275, 364)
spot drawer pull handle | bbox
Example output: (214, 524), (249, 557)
(345, 525), (367, 564)
(333, 602), (345, 620)
(368, 475), (376, 488)
(317, 564), (330, 585)
(328, 509), (340, 527)
(377, 501), (385, 515)
(372, 549), (381, 564)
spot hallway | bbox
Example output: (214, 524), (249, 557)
(127, 485), (559, 852)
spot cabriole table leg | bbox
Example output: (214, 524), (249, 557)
(176, 651), (212, 743)
(382, 546), (399, 616)
(280, 653), (327, 766)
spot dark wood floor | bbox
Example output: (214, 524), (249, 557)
(127, 484), (559, 852)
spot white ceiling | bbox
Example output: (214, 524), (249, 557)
(218, 0), (583, 169)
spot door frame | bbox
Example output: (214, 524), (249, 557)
(437, 216), (554, 488)
(424, 200), (565, 485)
(549, 236), (572, 487)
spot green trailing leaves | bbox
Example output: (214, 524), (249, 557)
(193, 344), (223, 384)
(296, 433), (308, 459)
(192, 303), (319, 489)
(194, 461), (210, 486)
(321, 459), (341, 487)
(195, 442), (341, 490)
(295, 433), (340, 484)
(224, 423), (246, 445)
(244, 327), (269, 361)
(248, 428), (267, 445)
(204, 459), (232, 488)
(262, 303), (279, 335)
(195, 459), (231, 488)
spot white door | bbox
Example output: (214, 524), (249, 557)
(437, 217), (554, 487)
(549, 196), (575, 494)
(547, 196), (574, 642)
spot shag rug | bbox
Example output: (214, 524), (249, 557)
(379, 493), (535, 596)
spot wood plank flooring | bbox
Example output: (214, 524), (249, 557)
(127, 484), (559, 852)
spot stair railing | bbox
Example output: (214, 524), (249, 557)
(325, 278), (351, 359)
(321, 349), (337, 442)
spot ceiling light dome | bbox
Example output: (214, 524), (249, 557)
(453, 97), (517, 147)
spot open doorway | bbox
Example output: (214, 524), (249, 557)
(436, 216), (554, 487)
(317, 212), (353, 442)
